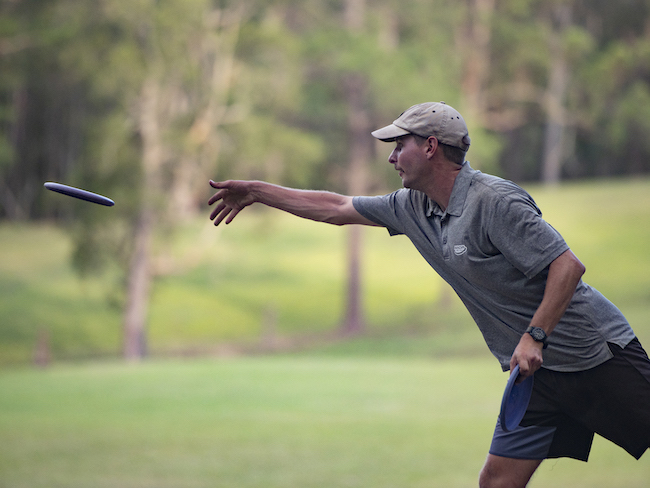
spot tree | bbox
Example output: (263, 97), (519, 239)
(0, 0), (91, 220)
(47, 0), (255, 360)
(458, 0), (495, 127)
(571, 0), (650, 177)
(340, 0), (371, 335)
(540, 2), (573, 185)
(65, 0), (327, 359)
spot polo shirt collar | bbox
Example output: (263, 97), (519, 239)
(426, 161), (475, 218)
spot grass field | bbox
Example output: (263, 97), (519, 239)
(0, 357), (648, 488)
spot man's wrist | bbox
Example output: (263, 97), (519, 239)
(526, 325), (548, 349)
(250, 180), (271, 205)
(526, 326), (548, 349)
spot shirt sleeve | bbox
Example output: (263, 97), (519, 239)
(352, 192), (407, 236)
(487, 191), (569, 279)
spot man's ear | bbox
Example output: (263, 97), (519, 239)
(425, 136), (439, 159)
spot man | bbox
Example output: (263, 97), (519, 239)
(208, 102), (650, 487)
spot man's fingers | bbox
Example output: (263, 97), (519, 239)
(212, 207), (231, 226)
(210, 204), (243, 226)
(514, 357), (542, 383)
(225, 207), (241, 225)
(208, 188), (229, 206)
(209, 202), (226, 221)
(209, 179), (229, 189)
(515, 370), (528, 385)
(208, 180), (234, 205)
(210, 202), (234, 226)
(509, 355), (519, 374)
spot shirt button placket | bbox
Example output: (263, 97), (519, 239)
(441, 217), (450, 260)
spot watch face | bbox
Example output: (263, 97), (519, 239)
(531, 328), (545, 341)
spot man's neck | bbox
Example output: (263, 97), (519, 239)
(423, 163), (463, 212)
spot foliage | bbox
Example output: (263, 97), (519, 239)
(3, 0), (650, 215)
(3, 0), (650, 359)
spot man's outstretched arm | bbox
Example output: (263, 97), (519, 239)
(208, 180), (381, 227)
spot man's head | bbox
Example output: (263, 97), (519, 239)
(372, 102), (471, 160)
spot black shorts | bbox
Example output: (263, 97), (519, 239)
(489, 337), (650, 461)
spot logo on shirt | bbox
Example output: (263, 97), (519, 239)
(454, 245), (467, 256)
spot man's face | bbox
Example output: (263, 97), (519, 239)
(388, 135), (429, 190)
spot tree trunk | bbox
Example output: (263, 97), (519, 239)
(340, 0), (369, 336)
(541, 5), (572, 185)
(343, 224), (364, 335)
(123, 208), (154, 360)
(341, 72), (370, 335)
(122, 6), (245, 359)
(459, 0), (495, 125)
(123, 77), (162, 361)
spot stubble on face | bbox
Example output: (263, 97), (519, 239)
(389, 135), (428, 190)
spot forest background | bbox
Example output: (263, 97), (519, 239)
(3, 0), (650, 364)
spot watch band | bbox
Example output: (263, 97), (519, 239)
(526, 326), (548, 349)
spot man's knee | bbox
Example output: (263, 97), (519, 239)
(478, 462), (510, 488)
(478, 454), (541, 488)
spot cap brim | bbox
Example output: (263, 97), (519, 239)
(371, 124), (411, 142)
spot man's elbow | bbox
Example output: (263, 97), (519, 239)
(322, 198), (373, 226)
(566, 250), (586, 280)
(322, 215), (349, 226)
(322, 213), (366, 226)
(321, 203), (353, 225)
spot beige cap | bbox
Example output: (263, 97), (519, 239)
(371, 102), (471, 150)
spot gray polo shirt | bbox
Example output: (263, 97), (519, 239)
(353, 162), (634, 372)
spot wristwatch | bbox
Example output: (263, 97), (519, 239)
(526, 326), (548, 349)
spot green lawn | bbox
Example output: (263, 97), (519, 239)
(0, 357), (648, 488)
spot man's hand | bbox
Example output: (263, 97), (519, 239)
(208, 180), (257, 226)
(510, 333), (544, 382)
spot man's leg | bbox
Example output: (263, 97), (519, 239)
(478, 454), (542, 488)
